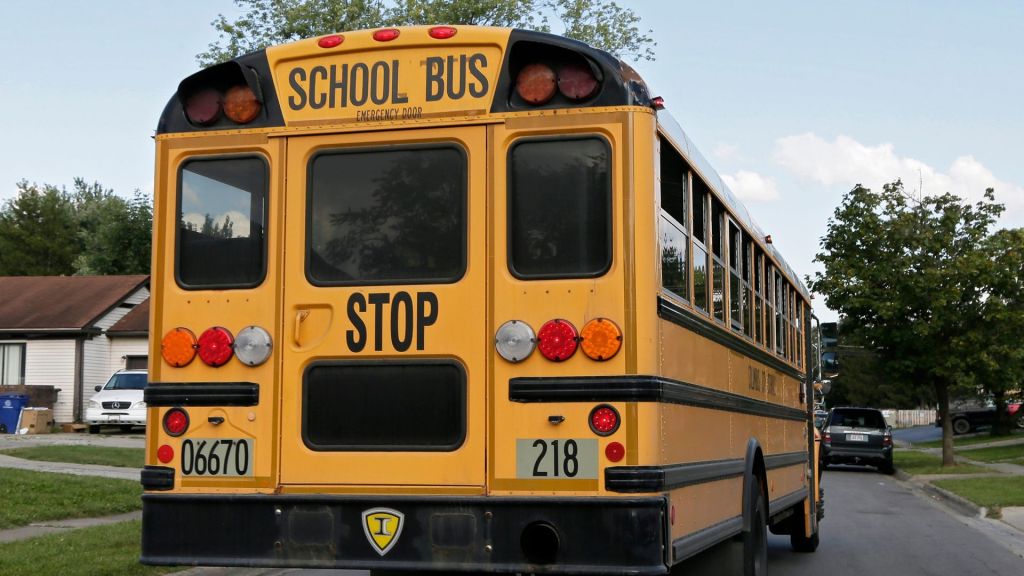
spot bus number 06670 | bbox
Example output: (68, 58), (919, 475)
(180, 438), (253, 477)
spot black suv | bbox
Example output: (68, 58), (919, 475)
(821, 407), (894, 474)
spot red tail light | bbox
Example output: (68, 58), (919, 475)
(882, 435), (892, 447)
(537, 319), (578, 361)
(823, 432), (831, 442)
(163, 408), (189, 437)
(589, 404), (620, 436)
(198, 327), (235, 367)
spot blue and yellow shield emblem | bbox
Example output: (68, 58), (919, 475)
(362, 507), (405, 556)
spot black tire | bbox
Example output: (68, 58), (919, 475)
(1015, 414), (1024, 430)
(120, 425), (134, 433)
(952, 418), (971, 435)
(880, 455), (895, 475)
(743, 478), (768, 576)
(790, 522), (820, 553)
(88, 424), (101, 434)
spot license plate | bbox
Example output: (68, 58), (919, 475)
(516, 438), (598, 479)
(847, 433), (868, 442)
(181, 438), (253, 477)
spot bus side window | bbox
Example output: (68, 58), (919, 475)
(766, 264), (776, 351)
(728, 220), (744, 334)
(509, 137), (611, 279)
(754, 249), (765, 346)
(711, 198), (726, 324)
(177, 156), (267, 289)
(658, 137), (689, 302)
(691, 179), (710, 314)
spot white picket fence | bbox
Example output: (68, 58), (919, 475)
(881, 409), (936, 428)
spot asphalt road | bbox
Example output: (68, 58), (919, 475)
(179, 465), (1023, 576)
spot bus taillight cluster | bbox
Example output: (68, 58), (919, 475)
(160, 326), (273, 368)
(185, 84), (262, 126)
(494, 318), (622, 363)
(515, 61), (599, 106)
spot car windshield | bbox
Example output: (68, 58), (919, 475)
(104, 373), (147, 390)
(830, 409), (885, 429)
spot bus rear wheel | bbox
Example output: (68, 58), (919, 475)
(743, 479), (767, 576)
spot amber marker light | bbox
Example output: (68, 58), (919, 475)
(161, 328), (197, 367)
(516, 63), (557, 105)
(223, 85), (261, 124)
(580, 318), (623, 361)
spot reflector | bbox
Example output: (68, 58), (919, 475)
(516, 63), (557, 105)
(605, 441), (625, 462)
(157, 444), (175, 464)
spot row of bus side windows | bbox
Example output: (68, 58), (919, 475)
(658, 136), (804, 368)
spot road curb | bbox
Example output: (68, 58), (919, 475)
(896, 468), (986, 518)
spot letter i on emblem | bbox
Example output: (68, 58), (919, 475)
(362, 507), (405, 556)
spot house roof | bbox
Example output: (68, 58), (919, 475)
(107, 298), (150, 337)
(0, 275), (149, 334)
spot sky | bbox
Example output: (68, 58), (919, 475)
(2, 1), (1022, 320)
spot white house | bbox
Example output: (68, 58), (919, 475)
(0, 275), (149, 424)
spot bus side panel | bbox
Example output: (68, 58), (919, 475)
(147, 134), (285, 493)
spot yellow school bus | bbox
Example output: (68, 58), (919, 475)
(141, 25), (822, 574)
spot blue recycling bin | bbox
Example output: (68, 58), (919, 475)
(0, 394), (29, 433)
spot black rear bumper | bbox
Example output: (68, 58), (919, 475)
(141, 493), (669, 574)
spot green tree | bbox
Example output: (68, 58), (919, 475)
(0, 179), (152, 277)
(809, 181), (1004, 466)
(197, 0), (654, 66)
(0, 182), (78, 275)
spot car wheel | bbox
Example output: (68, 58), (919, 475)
(88, 424), (101, 434)
(952, 418), (971, 435)
(1015, 414), (1024, 430)
(743, 477), (768, 576)
(880, 455), (895, 475)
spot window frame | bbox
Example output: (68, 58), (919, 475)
(506, 134), (614, 280)
(174, 153), (269, 291)
(0, 342), (26, 386)
(658, 136), (691, 304)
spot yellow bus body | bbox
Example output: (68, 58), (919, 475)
(142, 25), (821, 573)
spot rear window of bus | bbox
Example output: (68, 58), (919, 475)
(508, 136), (612, 278)
(176, 156), (268, 289)
(307, 145), (467, 285)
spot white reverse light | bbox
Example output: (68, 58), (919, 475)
(495, 320), (536, 363)
(234, 325), (273, 366)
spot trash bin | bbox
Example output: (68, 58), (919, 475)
(0, 394), (29, 433)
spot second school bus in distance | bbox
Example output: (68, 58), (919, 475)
(141, 25), (823, 575)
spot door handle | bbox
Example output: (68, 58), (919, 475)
(294, 309), (310, 346)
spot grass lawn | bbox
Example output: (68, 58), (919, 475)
(0, 468), (141, 529)
(0, 445), (144, 468)
(955, 443), (1024, 463)
(0, 520), (179, 576)
(914, 429), (1023, 449)
(933, 476), (1024, 508)
(893, 450), (989, 475)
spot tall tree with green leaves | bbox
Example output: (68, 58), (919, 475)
(197, 0), (655, 66)
(0, 180), (152, 277)
(809, 181), (1004, 466)
(0, 182), (78, 275)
